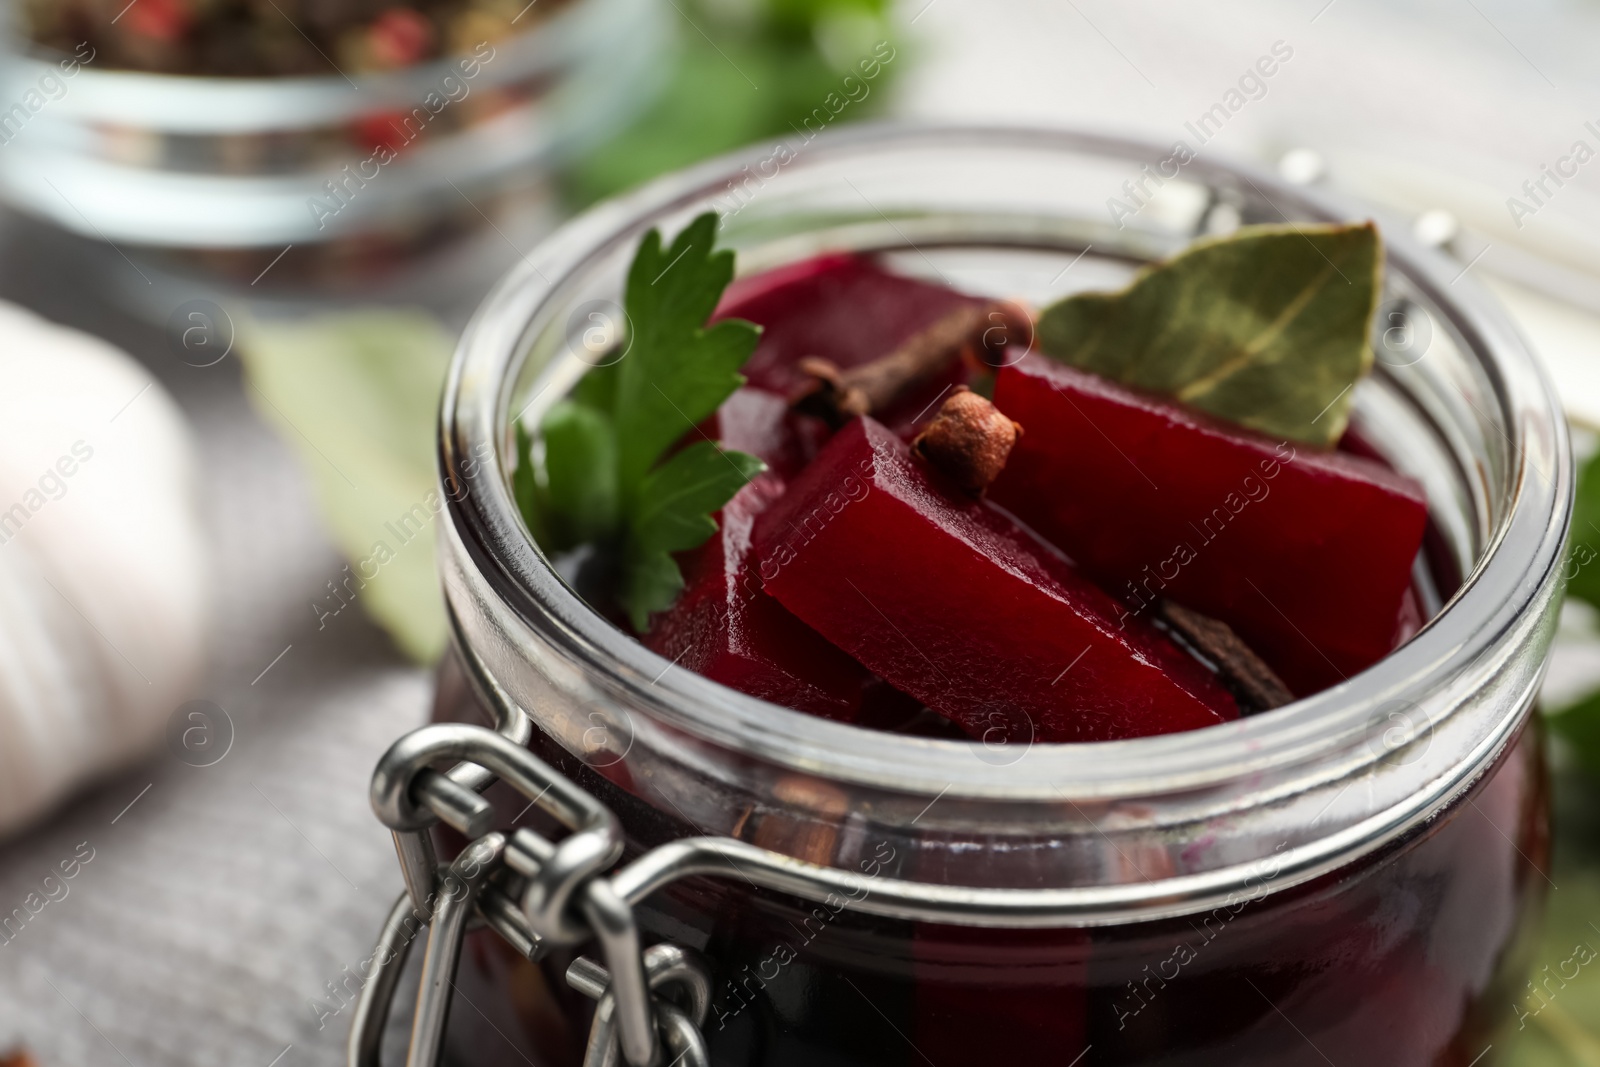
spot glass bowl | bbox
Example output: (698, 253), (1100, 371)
(0, 0), (665, 291)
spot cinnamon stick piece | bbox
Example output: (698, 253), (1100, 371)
(791, 300), (1031, 427)
(1156, 600), (1294, 714)
(751, 775), (851, 866)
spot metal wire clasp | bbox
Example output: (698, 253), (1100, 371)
(365, 723), (667, 1067)
(568, 944), (712, 1067)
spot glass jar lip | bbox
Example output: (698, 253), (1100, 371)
(441, 122), (1572, 803)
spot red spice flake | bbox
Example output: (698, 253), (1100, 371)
(368, 8), (436, 69)
(122, 0), (192, 42)
(351, 110), (416, 155)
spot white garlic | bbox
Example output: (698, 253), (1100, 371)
(0, 302), (206, 838)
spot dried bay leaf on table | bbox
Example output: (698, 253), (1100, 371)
(239, 310), (454, 663)
(1035, 223), (1381, 447)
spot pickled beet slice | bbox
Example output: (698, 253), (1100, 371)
(749, 417), (1239, 742)
(714, 253), (980, 435)
(694, 386), (828, 481)
(990, 357), (1429, 696)
(646, 474), (878, 722)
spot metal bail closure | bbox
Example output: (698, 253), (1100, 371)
(568, 943), (713, 1067)
(367, 722), (661, 1066)
(345, 833), (509, 1067)
(408, 834), (506, 1067)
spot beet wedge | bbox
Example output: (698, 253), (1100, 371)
(749, 417), (1239, 742)
(715, 253), (980, 436)
(693, 387), (828, 481)
(646, 474), (879, 722)
(990, 357), (1429, 695)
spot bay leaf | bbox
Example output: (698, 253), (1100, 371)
(1035, 222), (1381, 446)
(239, 309), (453, 663)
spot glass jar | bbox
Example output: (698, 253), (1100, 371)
(426, 125), (1571, 1065)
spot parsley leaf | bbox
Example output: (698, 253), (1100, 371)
(541, 399), (619, 550)
(614, 212), (762, 493)
(513, 421), (549, 549)
(519, 212), (765, 630)
(624, 441), (766, 629)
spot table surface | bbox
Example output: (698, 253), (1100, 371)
(0, 210), (436, 1067)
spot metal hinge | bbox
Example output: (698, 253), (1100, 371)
(354, 720), (708, 1067)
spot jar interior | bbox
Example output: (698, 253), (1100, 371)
(504, 191), (1495, 654)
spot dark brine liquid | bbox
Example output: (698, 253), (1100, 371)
(428, 646), (1548, 1067)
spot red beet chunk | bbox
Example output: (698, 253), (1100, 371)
(646, 474), (876, 722)
(696, 387), (828, 481)
(990, 357), (1430, 696)
(750, 418), (1239, 742)
(717, 252), (858, 316)
(715, 253), (979, 435)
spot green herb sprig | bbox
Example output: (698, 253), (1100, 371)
(519, 213), (765, 631)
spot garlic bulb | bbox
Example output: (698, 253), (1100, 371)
(0, 302), (206, 838)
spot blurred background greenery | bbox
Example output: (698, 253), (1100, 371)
(1521, 447), (1600, 1065)
(561, 0), (896, 206)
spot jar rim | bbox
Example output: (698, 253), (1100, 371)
(440, 122), (1571, 809)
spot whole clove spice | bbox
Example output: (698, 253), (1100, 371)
(912, 387), (1023, 497)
